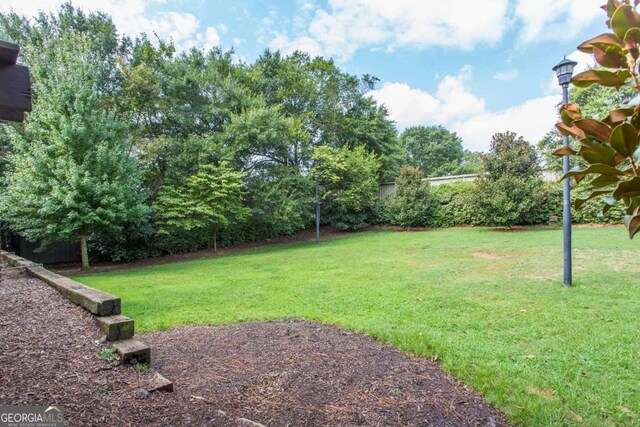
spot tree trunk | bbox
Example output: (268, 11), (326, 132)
(80, 233), (89, 270)
(213, 228), (217, 252)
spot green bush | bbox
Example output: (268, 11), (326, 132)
(428, 182), (477, 227)
(421, 180), (623, 228)
(382, 166), (433, 227)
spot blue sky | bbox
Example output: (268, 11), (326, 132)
(1, 0), (605, 151)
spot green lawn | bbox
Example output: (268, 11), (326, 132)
(75, 227), (639, 426)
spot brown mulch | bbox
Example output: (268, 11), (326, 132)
(1, 273), (511, 427)
(51, 226), (348, 276)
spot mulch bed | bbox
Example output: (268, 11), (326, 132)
(1, 273), (511, 426)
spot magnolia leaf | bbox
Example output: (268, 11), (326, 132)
(571, 69), (631, 88)
(630, 112), (640, 131)
(604, 0), (624, 19)
(552, 146), (577, 156)
(624, 212), (640, 238)
(603, 108), (634, 125)
(578, 144), (618, 165)
(573, 119), (612, 143)
(592, 42), (628, 68)
(561, 105), (582, 126)
(611, 4), (639, 40)
(555, 122), (586, 140)
(602, 195), (619, 214)
(613, 176), (640, 199)
(575, 190), (613, 209)
(590, 174), (620, 187)
(624, 28), (640, 59)
(578, 33), (624, 53)
(562, 164), (626, 181)
(610, 122), (639, 156)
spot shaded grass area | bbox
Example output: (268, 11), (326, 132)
(75, 227), (639, 426)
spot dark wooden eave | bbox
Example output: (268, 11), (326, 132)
(0, 40), (32, 123)
(0, 41), (19, 66)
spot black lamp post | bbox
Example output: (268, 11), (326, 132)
(553, 57), (577, 287)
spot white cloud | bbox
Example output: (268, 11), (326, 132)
(0, 0), (225, 52)
(270, 33), (324, 57)
(370, 66), (484, 128)
(451, 96), (559, 152)
(268, 0), (509, 60)
(371, 66), (558, 151)
(493, 70), (518, 81)
(270, 0), (608, 60)
(514, 0), (603, 44)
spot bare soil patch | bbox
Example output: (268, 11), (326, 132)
(1, 274), (510, 426)
(51, 226), (348, 276)
(472, 252), (506, 260)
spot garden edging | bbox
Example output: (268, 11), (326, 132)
(1, 250), (172, 392)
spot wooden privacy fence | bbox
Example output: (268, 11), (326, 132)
(376, 171), (562, 199)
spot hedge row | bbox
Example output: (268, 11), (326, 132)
(413, 181), (624, 228)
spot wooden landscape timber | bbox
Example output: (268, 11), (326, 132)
(0, 40), (32, 123)
(0, 250), (164, 377)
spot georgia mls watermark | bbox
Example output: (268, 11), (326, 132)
(0, 406), (64, 427)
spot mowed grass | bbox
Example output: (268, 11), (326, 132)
(75, 227), (639, 426)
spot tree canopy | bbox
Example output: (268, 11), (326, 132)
(399, 125), (479, 177)
(0, 3), (405, 261)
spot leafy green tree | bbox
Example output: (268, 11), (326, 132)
(553, 0), (640, 238)
(0, 34), (147, 269)
(382, 166), (433, 227)
(537, 129), (565, 172)
(459, 149), (483, 174)
(1, 3), (125, 97)
(312, 145), (380, 230)
(341, 97), (401, 182)
(400, 125), (468, 177)
(153, 162), (251, 251)
(248, 165), (314, 236)
(248, 51), (400, 179)
(474, 132), (545, 227)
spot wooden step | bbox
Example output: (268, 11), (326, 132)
(114, 339), (150, 365)
(96, 315), (134, 341)
(27, 266), (121, 316)
(145, 372), (173, 392)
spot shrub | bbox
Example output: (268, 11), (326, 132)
(473, 132), (545, 227)
(428, 182), (477, 227)
(382, 166), (433, 227)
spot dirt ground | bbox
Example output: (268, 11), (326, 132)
(0, 273), (511, 426)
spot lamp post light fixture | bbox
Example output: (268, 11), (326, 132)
(553, 57), (578, 287)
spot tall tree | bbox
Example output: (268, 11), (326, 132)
(153, 162), (251, 251)
(1, 33), (147, 269)
(399, 125), (466, 177)
(312, 145), (380, 230)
